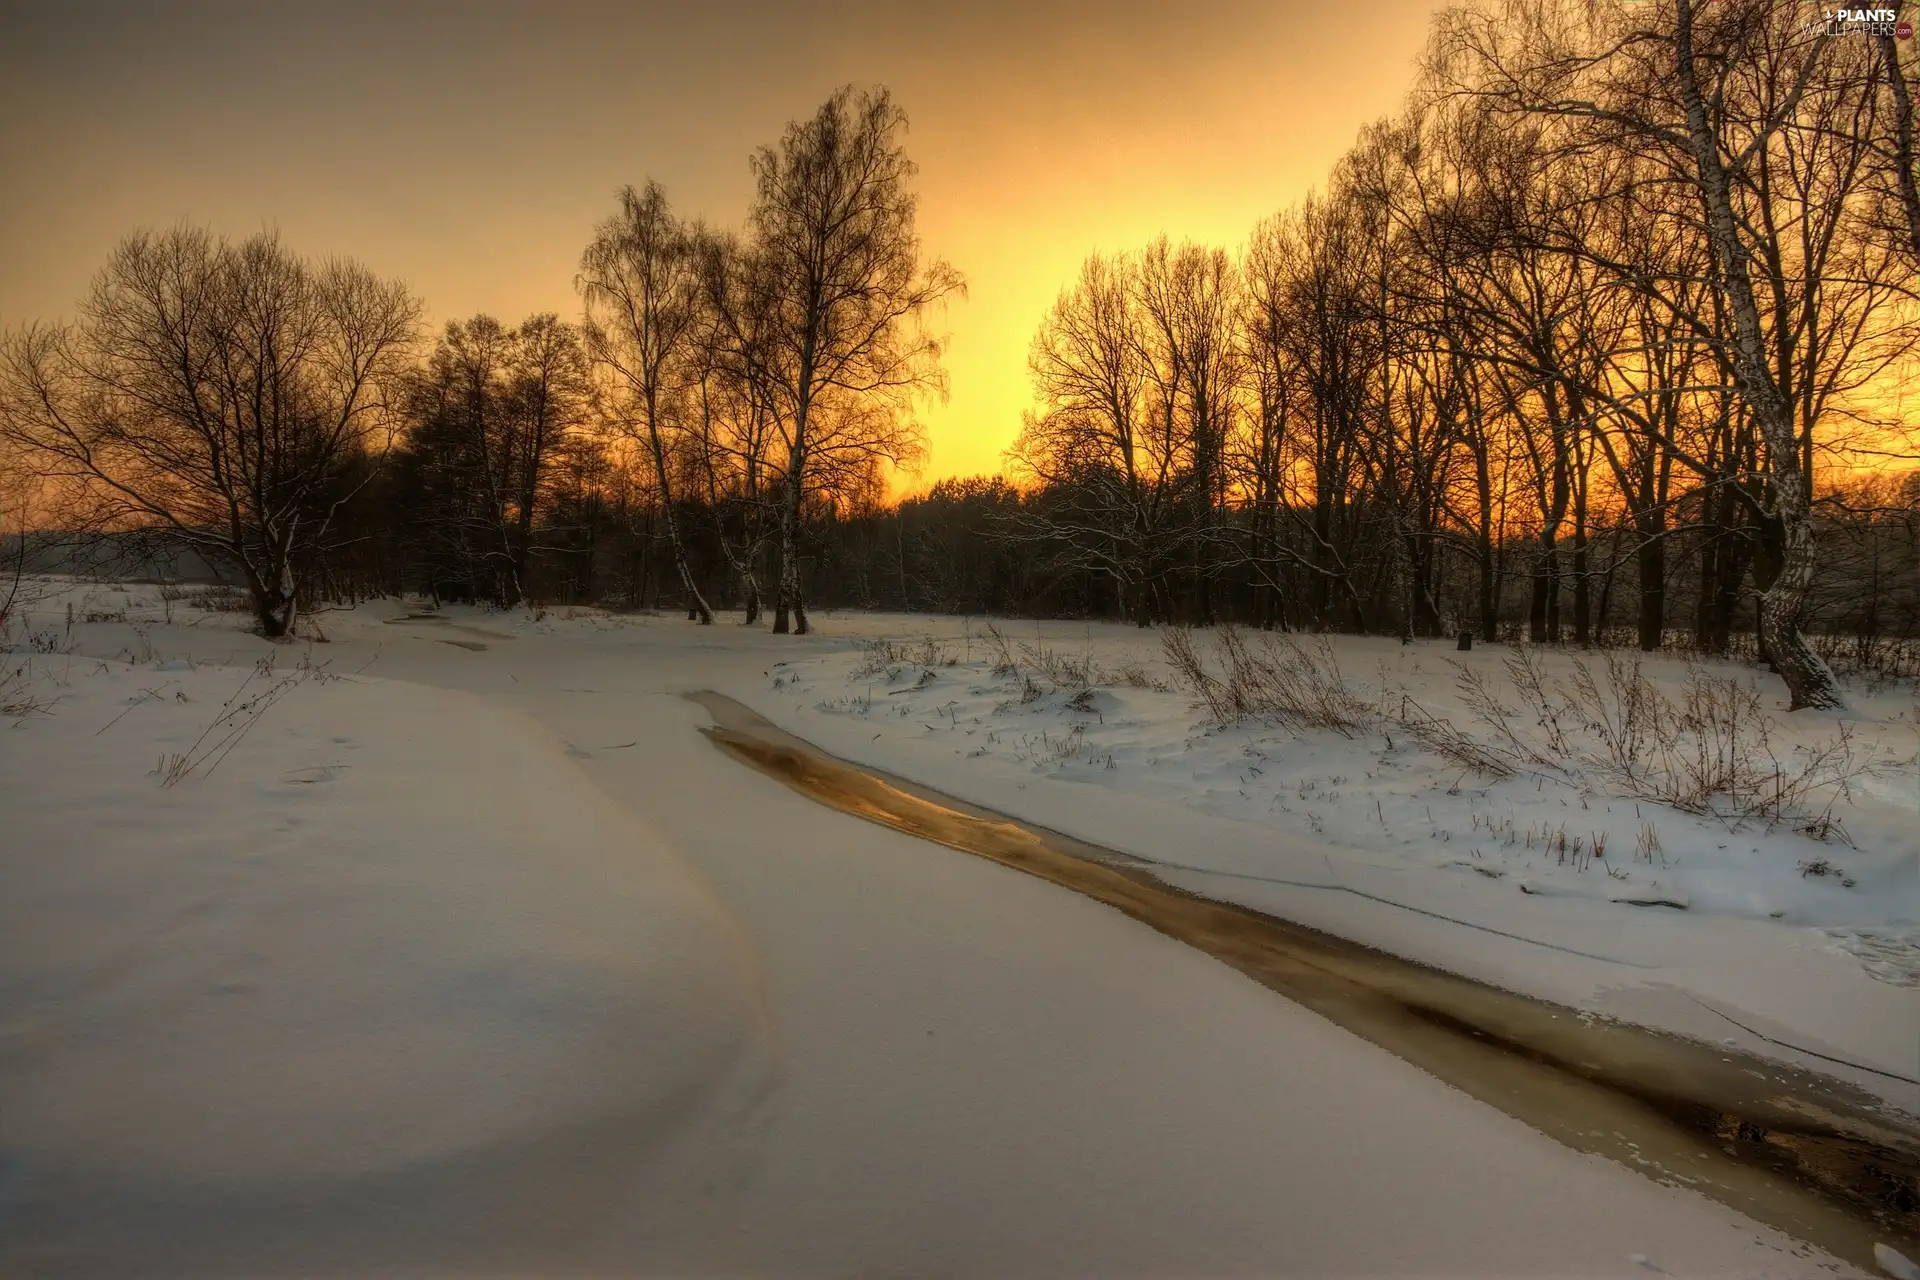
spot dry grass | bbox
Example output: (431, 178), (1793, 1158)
(183, 584), (252, 613)
(1392, 693), (1516, 778)
(1163, 626), (1372, 735)
(850, 635), (958, 682)
(1454, 648), (1890, 828)
(151, 653), (337, 788)
(1163, 628), (1893, 835)
(973, 621), (1110, 691)
(0, 656), (59, 720)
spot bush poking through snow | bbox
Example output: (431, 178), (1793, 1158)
(1635, 820), (1666, 866)
(151, 654), (336, 788)
(1461, 649), (1888, 826)
(1166, 629), (1891, 835)
(0, 657), (58, 721)
(186, 584), (255, 614)
(1164, 627), (1371, 736)
(852, 636), (956, 681)
(979, 621), (1020, 677)
(1392, 694), (1516, 779)
(1113, 661), (1168, 692)
(971, 621), (1108, 691)
(1796, 857), (1858, 888)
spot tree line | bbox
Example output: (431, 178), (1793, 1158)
(0, 85), (959, 641)
(1004, 0), (1920, 709)
(4, 3), (1918, 712)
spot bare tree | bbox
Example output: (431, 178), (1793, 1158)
(1145, 237), (1242, 623)
(580, 181), (715, 624)
(1250, 193), (1382, 628)
(1873, 31), (1920, 270)
(1012, 248), (1209, 624)
(506, 315), (593, 603)
(0, 226), (418, 637)
(688, 237), (781, 622)
(1439, 0), (1866, 706)
(398, 313), (588, 607)
(724, 85), (962, 634)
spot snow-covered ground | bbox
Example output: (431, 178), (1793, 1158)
(1, 625), (776, 1273)
(740, 611), (1919, 1106)
(2, 576), (1913, 1276)
(770, 616), (1916, 932)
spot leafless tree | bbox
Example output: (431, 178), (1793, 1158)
(1011, 249), (1189, 624)
(1873, 32), (1920, 271)
(722, 85), (962, 634)
(580, 180), (715, 624)
(690, 244), (781, 623)
(0, 226), (418, 637)
(401, 313), (589, 607)
(1436, 0), (1894, 706)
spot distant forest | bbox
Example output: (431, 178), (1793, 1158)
(4, 0), (1918, 708)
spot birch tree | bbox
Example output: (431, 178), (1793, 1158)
(730, 85), (962, 634)
(580, 180), (715, 624)
(1441, 0), (1858, 706)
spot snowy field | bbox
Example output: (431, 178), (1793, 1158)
(2, 575), (1915, 1276)
(765, 617), (1916, 935)
(739, 610), (1920, 1099)
(1, 604), (776, 1272)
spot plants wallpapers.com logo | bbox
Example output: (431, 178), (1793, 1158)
(1809, 6), (1913, 36)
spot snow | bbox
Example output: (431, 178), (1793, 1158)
(2, 631), (775, 1272)
(1880, 1242), (1920, 1280)
(0, 578), (1906, 1275)
(723, 611), (1920, 1108)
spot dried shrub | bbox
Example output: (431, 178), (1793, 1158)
(186, 585), (252, 613)
(1163, 626), (1372, 736)
(152, 654), (334, 788)
(1461, 647), (1890, 826)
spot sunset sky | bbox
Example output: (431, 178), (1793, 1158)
(1, 0), (1449, 490)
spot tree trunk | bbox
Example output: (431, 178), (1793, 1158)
(740, 562), (761, 626)
(1571, 521), (1591, 647)
(1596, 523), (1623, 640)
(1708, 519), (1750, 656)
(641, 403), (712, 625)
(508, 498), (535, 612)
(1675, 0), (1842, 708)
(662, 498), (710, 624)
(636, 510), (654, 610)
(1876, 32), (1920, 270)
(240, 534), (302, 640)
(1311, 497), (1334, 625)
(773, 465), (807, 635)
(1529, 536), (1558, 644)
(1390, 514), (1414, 644)
(1477, 540), (1497, 643)
(253, 591), (293, 638)
(1636, 527), (1665, 652)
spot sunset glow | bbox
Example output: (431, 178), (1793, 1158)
(4, 6), (1919, 1273)
(0, 0), (1448, 491)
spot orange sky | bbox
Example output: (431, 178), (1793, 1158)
(0, 0), (1450, 491)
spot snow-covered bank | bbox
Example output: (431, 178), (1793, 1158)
(0, 647), (774, 1274)
(1, 581), (1909, 1275)
(728, 612), (1920, 1108)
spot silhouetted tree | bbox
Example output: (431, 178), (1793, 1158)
(581, 180), (716, 623)
(720, 85), (962, 634)
(0, 226), (418, 636)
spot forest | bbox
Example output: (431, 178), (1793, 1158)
(3, 0), (1917, 712)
